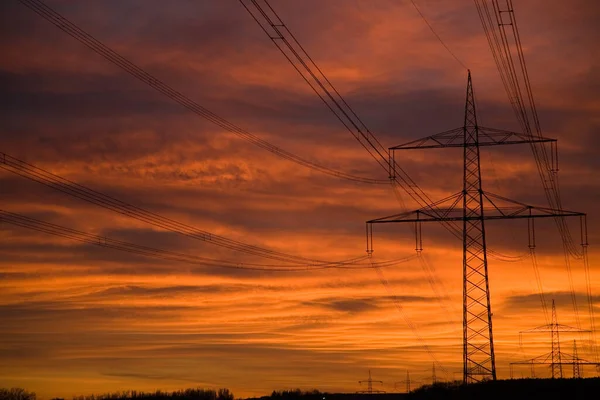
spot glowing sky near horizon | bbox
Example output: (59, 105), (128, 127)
(1, 0), (599, 398)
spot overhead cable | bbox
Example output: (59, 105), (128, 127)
(0, 152), (357, 265)
(473, 0), (592, 353)
(1, 209), (417, 271)
(408, 0), (468, 70)
(16, 0), (387, 186)
(240, 0), (526, 264)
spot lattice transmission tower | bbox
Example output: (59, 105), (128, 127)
(510, 299), (598, 378)
(394, 370), (413, 393)
(573, 340), (581, 379)
(366, 71), (587, 383)
(357, 370), (385, 394)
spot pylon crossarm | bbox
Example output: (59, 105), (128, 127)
(367, 205), (584, 224)
(557, 350), (600, 366)
(520, 325), (590, 334)
(479, 126), (556, 146)
(511, 360), (554, 366)
(483, 192), (585, 217)
(559, 352), (580, 361)
(389, 126), (555, 150)
(367, 189), (583, 224)
(512, 357), (599, 366)
(390, 127), (463, 150)
(566, 361), (600, 365)
(366, 192), (462, 223)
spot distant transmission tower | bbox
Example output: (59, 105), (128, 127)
(510, 299), (598, 378)
(394, 370), (414, 393)
(366, 71), (587, 383)
(358, 370), (385, 393)
(573, 340), (581, 379)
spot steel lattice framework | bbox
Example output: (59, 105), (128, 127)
(460, 72), (496, 382)
(366, 72), (586, 383)
(357, 370), (384, 394)
(511, 300), (597, 379)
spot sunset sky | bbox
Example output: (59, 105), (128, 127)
(1, 0), (599, 398)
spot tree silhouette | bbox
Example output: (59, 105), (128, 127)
(0, 388), (36, 400)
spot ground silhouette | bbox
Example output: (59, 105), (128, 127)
(2, 379), (599, 400)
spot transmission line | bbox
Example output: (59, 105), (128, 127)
(16, 0), (521, 264)
(239, 0), (465, 372)
(0, 209), (417, 271)
(240, 0), (528, 267)
(474, 0), (596, 359)
(0, 151), (375, 266)
(474, 0), (580, 256)
(16, 0), (387, 186)
(408, 0), (468, 70)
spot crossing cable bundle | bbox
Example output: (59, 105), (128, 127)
(529, 249), (550, 325)
(408, 0), (468, 70)
(1, 209), (417, 271)
(10, 0), (590, 378)
(0, 152), (370, 267)
(473, 0), (580, 257)
(240, 0), (525, 264)
(0, 152), (420, 269)
(14, 0), (519, 263)
(14, 0), (586, 362)
(14, 0), (520, 263)
(474, 0), (596, 359)
(241, 0), (467, 373)
(16, 0), (387, 187)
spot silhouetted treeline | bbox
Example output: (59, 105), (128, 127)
(0, 388), (36, 400)
(409, 378), (600, 400)
(245, 379), (600, 400)
(246, 389), (329, 400)
(269, 390), (323, 400)
(5, 379), (600, 400)
(71, 388), (234, 400)
(246, 389), (405, 400)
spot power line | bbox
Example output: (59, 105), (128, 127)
(15, 0), (387, 186)
(0, 151), (367, 266)
(0, 149), (519, 275)
(0, 209), (417, 271)
(474, 0), (595, 360)
(408, 0), (468, 70)
(474, 0), (580, 256)
(14, 0), (520, 268)
(240, 0), (525, 264)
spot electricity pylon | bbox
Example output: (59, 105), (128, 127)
(573, 340), (581, 378)
(394, 370), (413, 393)
(511, 299), (598, 378)
(358, 370), (384, 394)
(366, 71), (586, 383)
